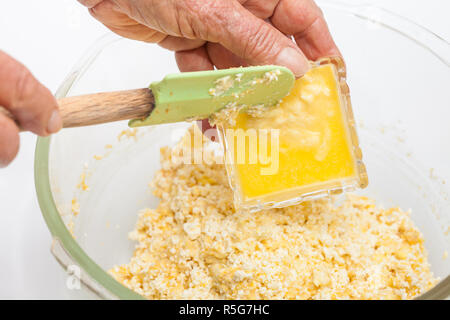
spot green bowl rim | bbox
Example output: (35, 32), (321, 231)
(35, 137), (142, 299)
(34, 33), (142, 300)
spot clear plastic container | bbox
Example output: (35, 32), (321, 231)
(218, 57), (368, 212)
(35, 1), (450, 299)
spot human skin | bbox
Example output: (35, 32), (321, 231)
(0, 51), (62, 167)
(79, 0), (341, 139)
(79, 0), (340, 74)
(0, 0), (340, 166)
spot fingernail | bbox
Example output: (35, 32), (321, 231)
(275, 47), (310, 77)
(47, 109), (62, 134)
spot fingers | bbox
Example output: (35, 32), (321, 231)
(89, 0), (167, 43)
(198, 119), (219, 142)
(0, 112), (20, 167)
(0, 51), (61, 136)
(271, 0), (341, 60)
(175, 46), (214, 72)
(191, 0), (310, 77)
(122, 0), (309, 76)
(241, 0), (280, 19)
(206, 43), (248, 69)
(158, 36), (205, 51)
(83, 0), (339, 74)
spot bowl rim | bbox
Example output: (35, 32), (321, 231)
(35, 34), (142, 300)
(35, 0), (450, 299)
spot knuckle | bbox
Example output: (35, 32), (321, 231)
(88, 1), (110, 19)
(244, 0), (278, 19)
(279, 0), (323, 33)
(14, 67), (38, 107)
(243, 22), (279, 62)
(297, 14), (323, 39)
(177, 0), (210, 39)
(12, 66), (52, 135)
(184, 0), (234, 40)
(210, 1), (237, 29)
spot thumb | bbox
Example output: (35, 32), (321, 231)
(198, 0), (310, 77)
(0, 51), (61, 136)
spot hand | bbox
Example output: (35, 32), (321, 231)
(79, 0), (340, 75)
(0, 51), (62, 167)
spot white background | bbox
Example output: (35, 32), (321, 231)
(0, 0), (449, 299)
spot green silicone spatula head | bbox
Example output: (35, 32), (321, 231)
(128, 65), (295, 127)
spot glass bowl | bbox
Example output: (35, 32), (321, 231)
(35, 0), (450, 299)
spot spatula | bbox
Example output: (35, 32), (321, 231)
(0, 66), (294, 130)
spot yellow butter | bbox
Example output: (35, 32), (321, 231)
(220, 61), (366, 210)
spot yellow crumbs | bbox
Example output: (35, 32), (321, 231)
(71, 198), (80, 216)
(230, 64), (357, 199)
(76, 172), (89, 191)
(109, 127), (437, 299)
(118, 128), (138, 141)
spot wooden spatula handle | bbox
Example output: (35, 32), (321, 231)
(0, 88), (154, 130)
(59, 88), (154, 128)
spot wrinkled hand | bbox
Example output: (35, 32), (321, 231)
(0, 51), (61, 167)
(79, 0), (340, 75)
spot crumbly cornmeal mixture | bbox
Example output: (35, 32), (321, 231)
(110, 127), (437, 299)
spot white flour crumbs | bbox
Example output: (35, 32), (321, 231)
(209, 75), (235, 97)
(208, 102), (245, 127)
(209, 102), (273, 127)
(109, 127), (437, 300)
(207, 68), (284, 127)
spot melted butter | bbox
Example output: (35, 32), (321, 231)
(231, 64), (357, 199)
